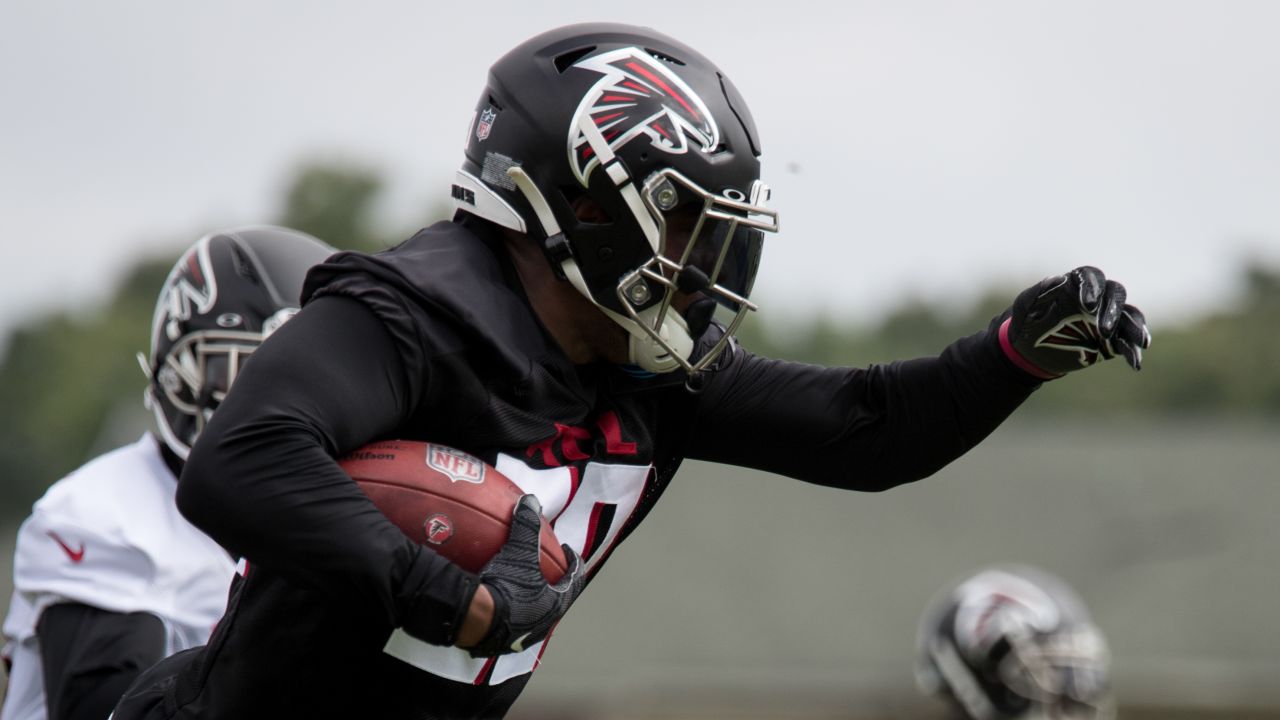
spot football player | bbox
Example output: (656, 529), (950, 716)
(0, 227), (333, 720)
(111, 23), (1151, 720)
(916, 566), (1115, 719)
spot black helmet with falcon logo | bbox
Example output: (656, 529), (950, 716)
(451, 23), (779, 375)
(916, 566), (1115, 720)
(139, 226), (334, 460)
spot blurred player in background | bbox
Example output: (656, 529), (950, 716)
(112, 23), (1150, 720)
(916, 565), (1115, 720)
(0, 227), (333, 720)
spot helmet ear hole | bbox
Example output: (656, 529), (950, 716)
(562, 187), (613, 225)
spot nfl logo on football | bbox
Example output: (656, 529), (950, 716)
(426, 444), (486, 484)
(476, 107), (497, 141)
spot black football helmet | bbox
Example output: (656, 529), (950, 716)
(452, 22), (779, 374)
(139, 226), (334, 459)
(916, 566), (1115, 720)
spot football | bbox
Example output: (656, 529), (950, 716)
(338, 440), (567, 583)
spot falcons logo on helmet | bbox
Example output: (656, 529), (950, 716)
(156, 237), (219, 342)
(567, 47), (719, 186)
(1035, 314), (1109, 368)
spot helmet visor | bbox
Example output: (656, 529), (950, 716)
(645, 169), (776, 313)
(611, 169), (777, 374)
(679, 216), (764, 313)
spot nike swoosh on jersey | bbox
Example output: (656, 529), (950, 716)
(47, 531), (86, 563)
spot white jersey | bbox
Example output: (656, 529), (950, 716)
(1, 435), (236, 720)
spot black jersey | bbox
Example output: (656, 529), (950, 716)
(112, 218), (1038, 720)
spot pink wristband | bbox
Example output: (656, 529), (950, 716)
(998, 317), (1062, 381)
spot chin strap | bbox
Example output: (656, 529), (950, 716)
(505, 166), (694, 374)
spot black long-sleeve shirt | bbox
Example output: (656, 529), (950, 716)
(36, 603), (164, 720)
(113, 218), (1038, 720)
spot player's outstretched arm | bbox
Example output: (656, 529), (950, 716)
(460, 495), (586, 657)
(998, 265), (1152, 380)
(683, 267), (1150, 491)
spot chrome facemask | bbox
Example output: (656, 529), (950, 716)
(140, 308), (295, 459)
(504, 162), (778, 376)
(997, 625), (1113, 719)
(148, 329), (263, 458)
(614, 168), (778, 374)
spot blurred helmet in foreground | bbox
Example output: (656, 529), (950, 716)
(140, 226), (334, 459)
(916, 565), (1114, 720)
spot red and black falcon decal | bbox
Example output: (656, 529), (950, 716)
(567, 46), (720, 186)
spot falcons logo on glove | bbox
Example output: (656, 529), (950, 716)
(1000, 266), (1152, 380)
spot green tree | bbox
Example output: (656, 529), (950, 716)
(0, 259), (169, 516)
(278, 163), (383, 250)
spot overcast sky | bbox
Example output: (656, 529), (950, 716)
(3, 0), (1279, 340)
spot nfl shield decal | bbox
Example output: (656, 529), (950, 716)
(426, 444), (486, 484)
(476, 107), (497, 141)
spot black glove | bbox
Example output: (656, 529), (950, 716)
(467, 494), (586, 658)
(1000, 266), (1152, 380)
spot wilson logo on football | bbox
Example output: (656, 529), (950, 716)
(423, 513), (454, 545)
(426, 444), (486, 484)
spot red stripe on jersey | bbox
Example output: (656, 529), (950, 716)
(533, 622), (557, 671)
(582, 502), (617, 562)
(473, 655), (497, 685)
(583, 504), (605, 561)
(552, 465), (581, 525)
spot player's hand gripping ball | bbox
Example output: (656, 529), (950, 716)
(338, 440), (567, 582)
(468, 494), (587, 657)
